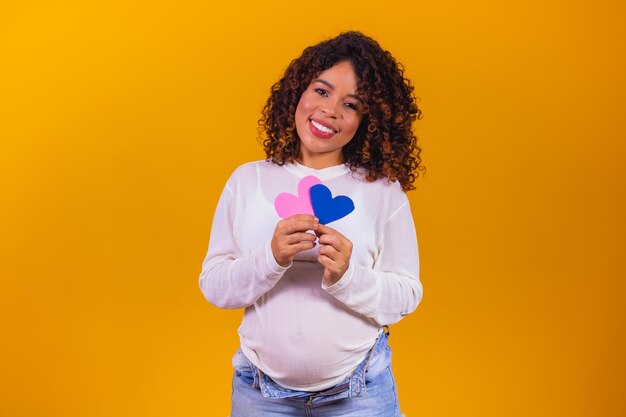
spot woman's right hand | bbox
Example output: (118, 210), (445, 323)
(271, 214), (319, 267)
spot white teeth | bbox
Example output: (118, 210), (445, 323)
(311, 120), (335, 134)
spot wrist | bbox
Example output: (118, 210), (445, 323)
(266, 242), (291, 272)
(275, 256), (291, 268)
(322, 263), (355, 291)
(322, 267), (347, 286)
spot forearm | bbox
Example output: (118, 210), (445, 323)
(323, 264), (422, 325)
(199, 242), (288, 309)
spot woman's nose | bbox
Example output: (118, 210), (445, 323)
(321, 101), (340, 118)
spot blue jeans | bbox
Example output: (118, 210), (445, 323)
(230, 329), (402, 417)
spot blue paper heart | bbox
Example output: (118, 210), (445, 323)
(309, 184), (355, 225)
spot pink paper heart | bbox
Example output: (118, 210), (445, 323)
(274, 175), (322, 218)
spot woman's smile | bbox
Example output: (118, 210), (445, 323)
(309, 118), (337, 138)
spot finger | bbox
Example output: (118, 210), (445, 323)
(315, 227), (349, 250)
(318, 244), (339, 261)
(318, 234), (350, 252)
(317, 254), (338, 271)
(279, 219), (319, 235)
(285, 214), (319, 224)
(284, 232), (317, 244)
(315, 223), (344, 238)
(287, 214), (318, 221)
(288, 241), (317, 254)
(275, 240), (316, 261)
(318, 232), (338, 246)
(318, 255), (349, 284)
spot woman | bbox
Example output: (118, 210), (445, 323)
(199, 31), (424, 416)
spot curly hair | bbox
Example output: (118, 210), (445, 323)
(259, 31), (423, 191)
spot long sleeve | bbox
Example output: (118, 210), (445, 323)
(322, 200), (422, 326)
(198, 179), (289, 309)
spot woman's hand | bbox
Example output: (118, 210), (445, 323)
(316, 224), (353, 286)
(271, 214), (319, 267)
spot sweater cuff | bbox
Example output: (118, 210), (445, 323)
(264, 241), (291, 274)
(321, 262), (356, 293)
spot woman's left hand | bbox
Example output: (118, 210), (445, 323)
(316, 224), (353, 286)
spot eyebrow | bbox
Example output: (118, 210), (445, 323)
(313, 78), (364, 104)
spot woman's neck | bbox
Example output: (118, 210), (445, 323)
(296, 152), (344, 170)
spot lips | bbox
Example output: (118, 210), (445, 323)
(309, 118), (337, 139)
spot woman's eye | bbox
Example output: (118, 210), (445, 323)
(314, 88), (328, 97)
(344, 102), (358, 110)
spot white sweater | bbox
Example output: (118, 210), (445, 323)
(199, 160), (422, 391)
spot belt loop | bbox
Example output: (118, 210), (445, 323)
(254, 367), (262, 389)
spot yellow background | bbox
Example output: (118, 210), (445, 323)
(1, 0), (624, 416)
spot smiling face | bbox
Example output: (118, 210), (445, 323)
(294, 61), (364, 169)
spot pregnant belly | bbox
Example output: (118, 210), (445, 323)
(237, 262), (379, 390)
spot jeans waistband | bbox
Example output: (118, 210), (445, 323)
(233, 327), (392, 404)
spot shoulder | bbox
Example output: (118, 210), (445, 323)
(228, 159), (279, 179)
(230, 159), (267, 175)
(354, 171), (407, 199)
(350, 173), (409, 220)
(226, 159), (287, 189)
